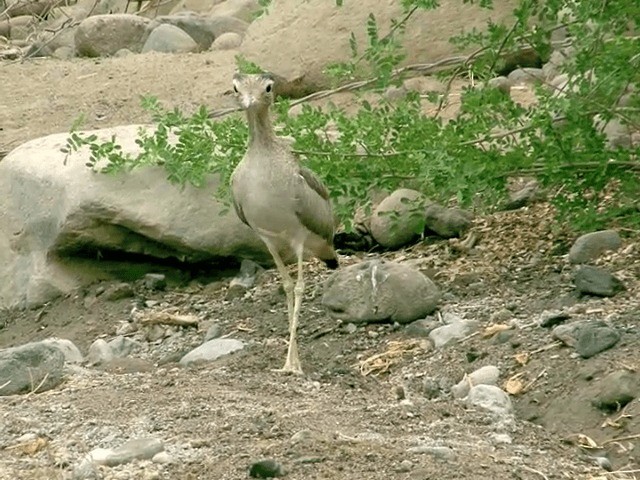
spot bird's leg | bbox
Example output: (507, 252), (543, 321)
(261, 239), (294, 327)
(279, 244), (305, 375)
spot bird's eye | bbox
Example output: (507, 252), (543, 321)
(265, 83), (272, 93)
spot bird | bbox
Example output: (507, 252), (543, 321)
(229, 72), (339, 375)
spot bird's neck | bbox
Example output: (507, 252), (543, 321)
(246, 106), (276, 149)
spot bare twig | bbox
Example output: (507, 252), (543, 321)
(522, 466), (549, 480)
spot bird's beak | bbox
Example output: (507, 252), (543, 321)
(240, 95), (257, 109)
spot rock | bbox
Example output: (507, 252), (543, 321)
(322, 260), (440, 324)
(575, 324), (621, 359)
(240, 0), (519, 93)
(594, 116), (632, 149)
(152, 451), (174, 464)
(227, 258), (264, 299)
(553, 320), (620, 358)
(91, 438), (164, 466)
(41, 338), (83, 364)
(211, 31), (243, 50)
(429, 317), (479, 348)
(203, 322), (222, 342)
(405, 319), (439, 338)
(568, 230), (622, 264)
(592, 370), (639, 411)
(369, 189), (425, 249)
(249, 459), (285, 478)
(179, 338), (245, 366)
(466, 385), (513, 416)
(504, 182), (541, 210)
(75, 14), (151, 57)
(573, 265), (625, 297)
(114, 47), (133, 57)
(142, 23), (199, 53)
(52, 46), (75, 59)
(108, 336), (141, 357)
(507, 67), (545, 84)
(424, 204), (473, 238)
(103, 282), (135, 301)
(383, 85), (408, 101)
(86, 339), (114, 365)
(0, 341), (66, 396)
(152, 13), (248, 50)
(451, 365), (500, 399)
(487, 76), (511, 94)
(406, 445), (456, 460)
(144, 273), (167, 290)
(538, 310), (571, 328)
(209, 0), (261, 22)
(0, 125), (267, 310)
(6, 15), (38, 41)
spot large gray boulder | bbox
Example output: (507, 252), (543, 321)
(75, 14), (151, 56)
(241, 0), (519, 94)
(0, 125), (268, 309)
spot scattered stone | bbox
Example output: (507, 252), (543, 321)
(594, 115), (632, 149)
(574, 265), (625, 297)
(72, 456), (101, 479)
(322, 260), (440, 324)
(211, 31), (243, 50)
(203, 322), (223, 342)
(406, 445), (456, 461)
(142, 24), (199, 54)
(103, 283), (135, 301)
(369, 188), (425, 249)
(489, 309), (512, 323)
(86, 339), (114, 365)
(424, 204), (473, 238)
(144, 273), (167, 290)
(490, 433), (513, 445)
(451, 365), (500, 399)
(592, 370), (639, 411)
(75, 14), (150, 57)
(504, 182), (541, 210)
(553, 320), (620, 358)
(116, 321), (138, 336)
(114, 48), (133, 57)
(429, 317), (479, 348)
(108, 336), (141, 358)
(249, 459), (285, 478)
(465, 385), (513, 416)
(146, 324), (167, 343)
(344, 323), (358, 334)
(227, 259), (264, 300)
(100, 357), (154, 374)
(0, 341), (66, 396)
(507, 67), (545, 84)
(152, 451), (174, 464)
(179, 338), (245, 366)
(405, 319), (439, 338)
(487, 76), (511, 94)
(422, 377), (442, 399)
(538, 310), (571, 328)
(41, 337), (83, 363)
(91, 438), (164, 466)
(568, 230), (622, 264)
(395, 459), (413, 472)
(290, 429), (313, 444)
(593, 456), (613, 472)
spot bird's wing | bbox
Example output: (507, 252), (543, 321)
(230, 173), (250, 226)
(295, 166), (335, 243)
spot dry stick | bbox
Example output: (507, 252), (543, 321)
(522, 466), (549, 480)
(0, 379), (11, 392)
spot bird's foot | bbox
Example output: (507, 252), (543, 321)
(271, 363), (304, 376)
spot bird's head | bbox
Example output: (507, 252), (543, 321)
(232, 72), (276, 111)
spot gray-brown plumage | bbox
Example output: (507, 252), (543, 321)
(230, 72), (339, 374)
